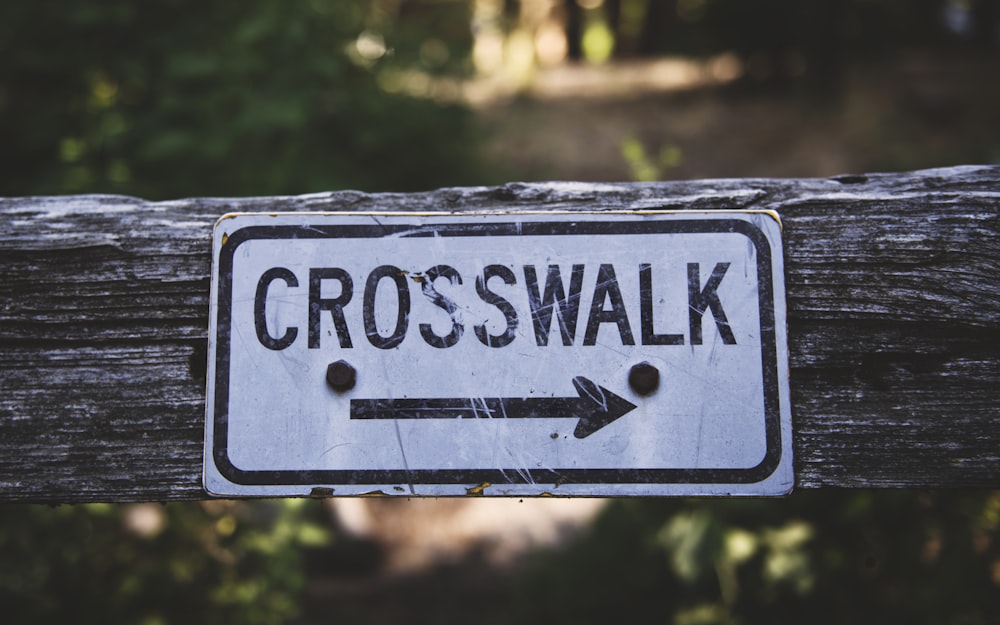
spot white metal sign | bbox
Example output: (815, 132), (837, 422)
(204, 211), (792, 496)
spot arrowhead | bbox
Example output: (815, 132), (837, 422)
(571, 376), (637, 439)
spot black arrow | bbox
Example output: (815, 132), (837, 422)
(350, 376), (637, 439)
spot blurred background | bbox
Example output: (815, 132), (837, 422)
(1, 0), (999, 623)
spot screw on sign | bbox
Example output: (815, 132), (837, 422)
(326, 360), (356, 392)
(204, 211), (792, 497)
(628, 362), (660, 396)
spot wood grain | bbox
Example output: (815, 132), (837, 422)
(1, 165), (998, 501)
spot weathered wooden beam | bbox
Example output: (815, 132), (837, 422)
(1, 165), (998, 502)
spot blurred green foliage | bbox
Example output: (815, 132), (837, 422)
(0, 0), (484, 199)
(621, 137), (682, 182)
(0, 500), (331, 624)
(512, 491), (1000, 625)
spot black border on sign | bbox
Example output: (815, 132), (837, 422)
(211, 217), (783, 487)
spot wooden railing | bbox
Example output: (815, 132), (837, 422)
(1, 165), (997, 501)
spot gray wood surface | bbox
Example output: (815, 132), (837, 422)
(1, 165), (998, 502)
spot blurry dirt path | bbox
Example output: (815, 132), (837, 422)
(474, 52), (1000, 183)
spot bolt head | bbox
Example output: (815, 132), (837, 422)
(326, 360), (356, 392)
(628, 362), (659, 396)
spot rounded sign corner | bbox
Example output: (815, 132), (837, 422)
(760, 209), (783, 229)
(203, 468), (234, 498)
(213, 212), (245, 231)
